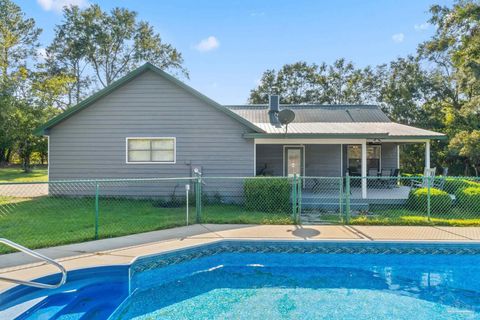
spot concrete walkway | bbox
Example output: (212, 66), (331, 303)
(1, 224), (480, 292)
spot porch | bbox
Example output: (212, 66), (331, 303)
(254, 138), (432, 199)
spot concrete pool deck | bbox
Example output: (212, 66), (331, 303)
(1, 224), (480, 292)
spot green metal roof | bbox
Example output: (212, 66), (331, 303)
(34, 63), (265, 135)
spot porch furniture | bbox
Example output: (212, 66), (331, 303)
(434, 167), (448, 190)
(379, 169), (392, 188)
(411, 167), (437, 189)
(368, 168), (380, 187)
(385, 168), (400, 188)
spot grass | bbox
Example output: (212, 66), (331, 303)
(0, 196), (293, 254)
(2, 193), (480, 254)
(0, 167), (48, 183)
(300, 206), (480, 227)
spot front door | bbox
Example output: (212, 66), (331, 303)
(284, 146), (304, 177)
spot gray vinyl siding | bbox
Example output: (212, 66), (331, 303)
(255, 144), (342, 177)
(48, 70), (255, 183)
(305, 145), (342, 176)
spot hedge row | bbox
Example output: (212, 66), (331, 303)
(407, 188), (452, 214)
(244, 178), (291, 213)
(444, 178), (480, 194)
(456, 187), (480, 213)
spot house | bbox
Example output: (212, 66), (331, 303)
(35, 63), (446, 199)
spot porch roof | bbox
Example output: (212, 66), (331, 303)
(247, 122), (446, 139)
(227, 104), (446, 140)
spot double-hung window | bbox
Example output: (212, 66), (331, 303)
(126, 138), (176, 163)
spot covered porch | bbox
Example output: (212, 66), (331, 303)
(254, 138), (433, 200)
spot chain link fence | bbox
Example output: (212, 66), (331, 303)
(1, 175), (480, 253)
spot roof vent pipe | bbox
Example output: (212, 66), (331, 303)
(269, 95), (280, 113)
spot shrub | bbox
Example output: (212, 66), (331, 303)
(244, 178), (291, 213)
(408, 187), (452, 214)
(455, 187), (480, 214)
(444, 178), (480, 194)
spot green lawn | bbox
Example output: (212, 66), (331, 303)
(2, 193), (480, 254)
(0, 167), (48, 182)
(0, 196), (293, 254)
(316, 208), (480, 226)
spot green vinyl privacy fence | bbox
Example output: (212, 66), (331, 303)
(1, 174), (480, 253)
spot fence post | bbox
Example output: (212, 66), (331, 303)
(195, 174), (202, 223)
(186, 184), (190, 226)
(292, 175), (297, 223)
(339, 177), (343, 221)
(345, 173), (350, 224)
(94, 181), (99, 240)
(297, 175), (302, 224)
(427, 175), (431, 222)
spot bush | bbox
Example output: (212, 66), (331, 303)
(455, 187), (480, 213)
(444, 178), (480, 194)
(244, 178), (291, 213)
(408, 187), (452, 214)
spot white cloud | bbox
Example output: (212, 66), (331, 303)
(414, 22), (430, 31)
(392, 33), (405, 43)
(194, 36), (220, 52)
(37, 0), (89, 13)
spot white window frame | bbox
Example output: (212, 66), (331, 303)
(125, 137), (176, 164)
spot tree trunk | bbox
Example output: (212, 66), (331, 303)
(0, 148), (5, 164)
(464, 159), (470, 176)
(5, 148), (12, 163)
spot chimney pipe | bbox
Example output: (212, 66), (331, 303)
(269, 95), (280, 113)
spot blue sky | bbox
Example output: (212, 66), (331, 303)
(20, 0), (453, 104)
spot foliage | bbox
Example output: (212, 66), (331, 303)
(448, 130), (480, 176)
(444, 177), (480, 194)
(44, 4), (187, 93)
(407, 187), (452, 214)
(455, 186), (480, 213)
(249, 59), (379, 104)
(244, 178), (291, 213)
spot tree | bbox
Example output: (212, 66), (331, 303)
(249, 59), (379, 104)
(0, 0), (41, 164)
(43, 6), (92, 107)
(449, 130), (480, 176)
(77, 5), (186, 88)
(419, 0), (480, 174)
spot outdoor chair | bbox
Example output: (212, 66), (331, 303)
(411, 167), (436, 189)
(368, 168), (380, 188)
(434, 167), (448, 190)
(385, 168), (400, 188)
(378, 169), (391, 188)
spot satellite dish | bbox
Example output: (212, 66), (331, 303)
(278, 109), (295, 126)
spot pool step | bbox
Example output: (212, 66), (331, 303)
(15, 292), (78, 320)
(15, 282), (127, 320)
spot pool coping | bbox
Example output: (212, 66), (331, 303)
(1, 224), (480, 293)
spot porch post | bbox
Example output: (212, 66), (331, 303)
(361, 140), (367, 199)
(425, 140), (430, 169)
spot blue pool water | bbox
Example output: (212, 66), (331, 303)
(1, 241), (480, 319)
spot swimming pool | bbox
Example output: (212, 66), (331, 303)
(1, 241), (480, 319)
